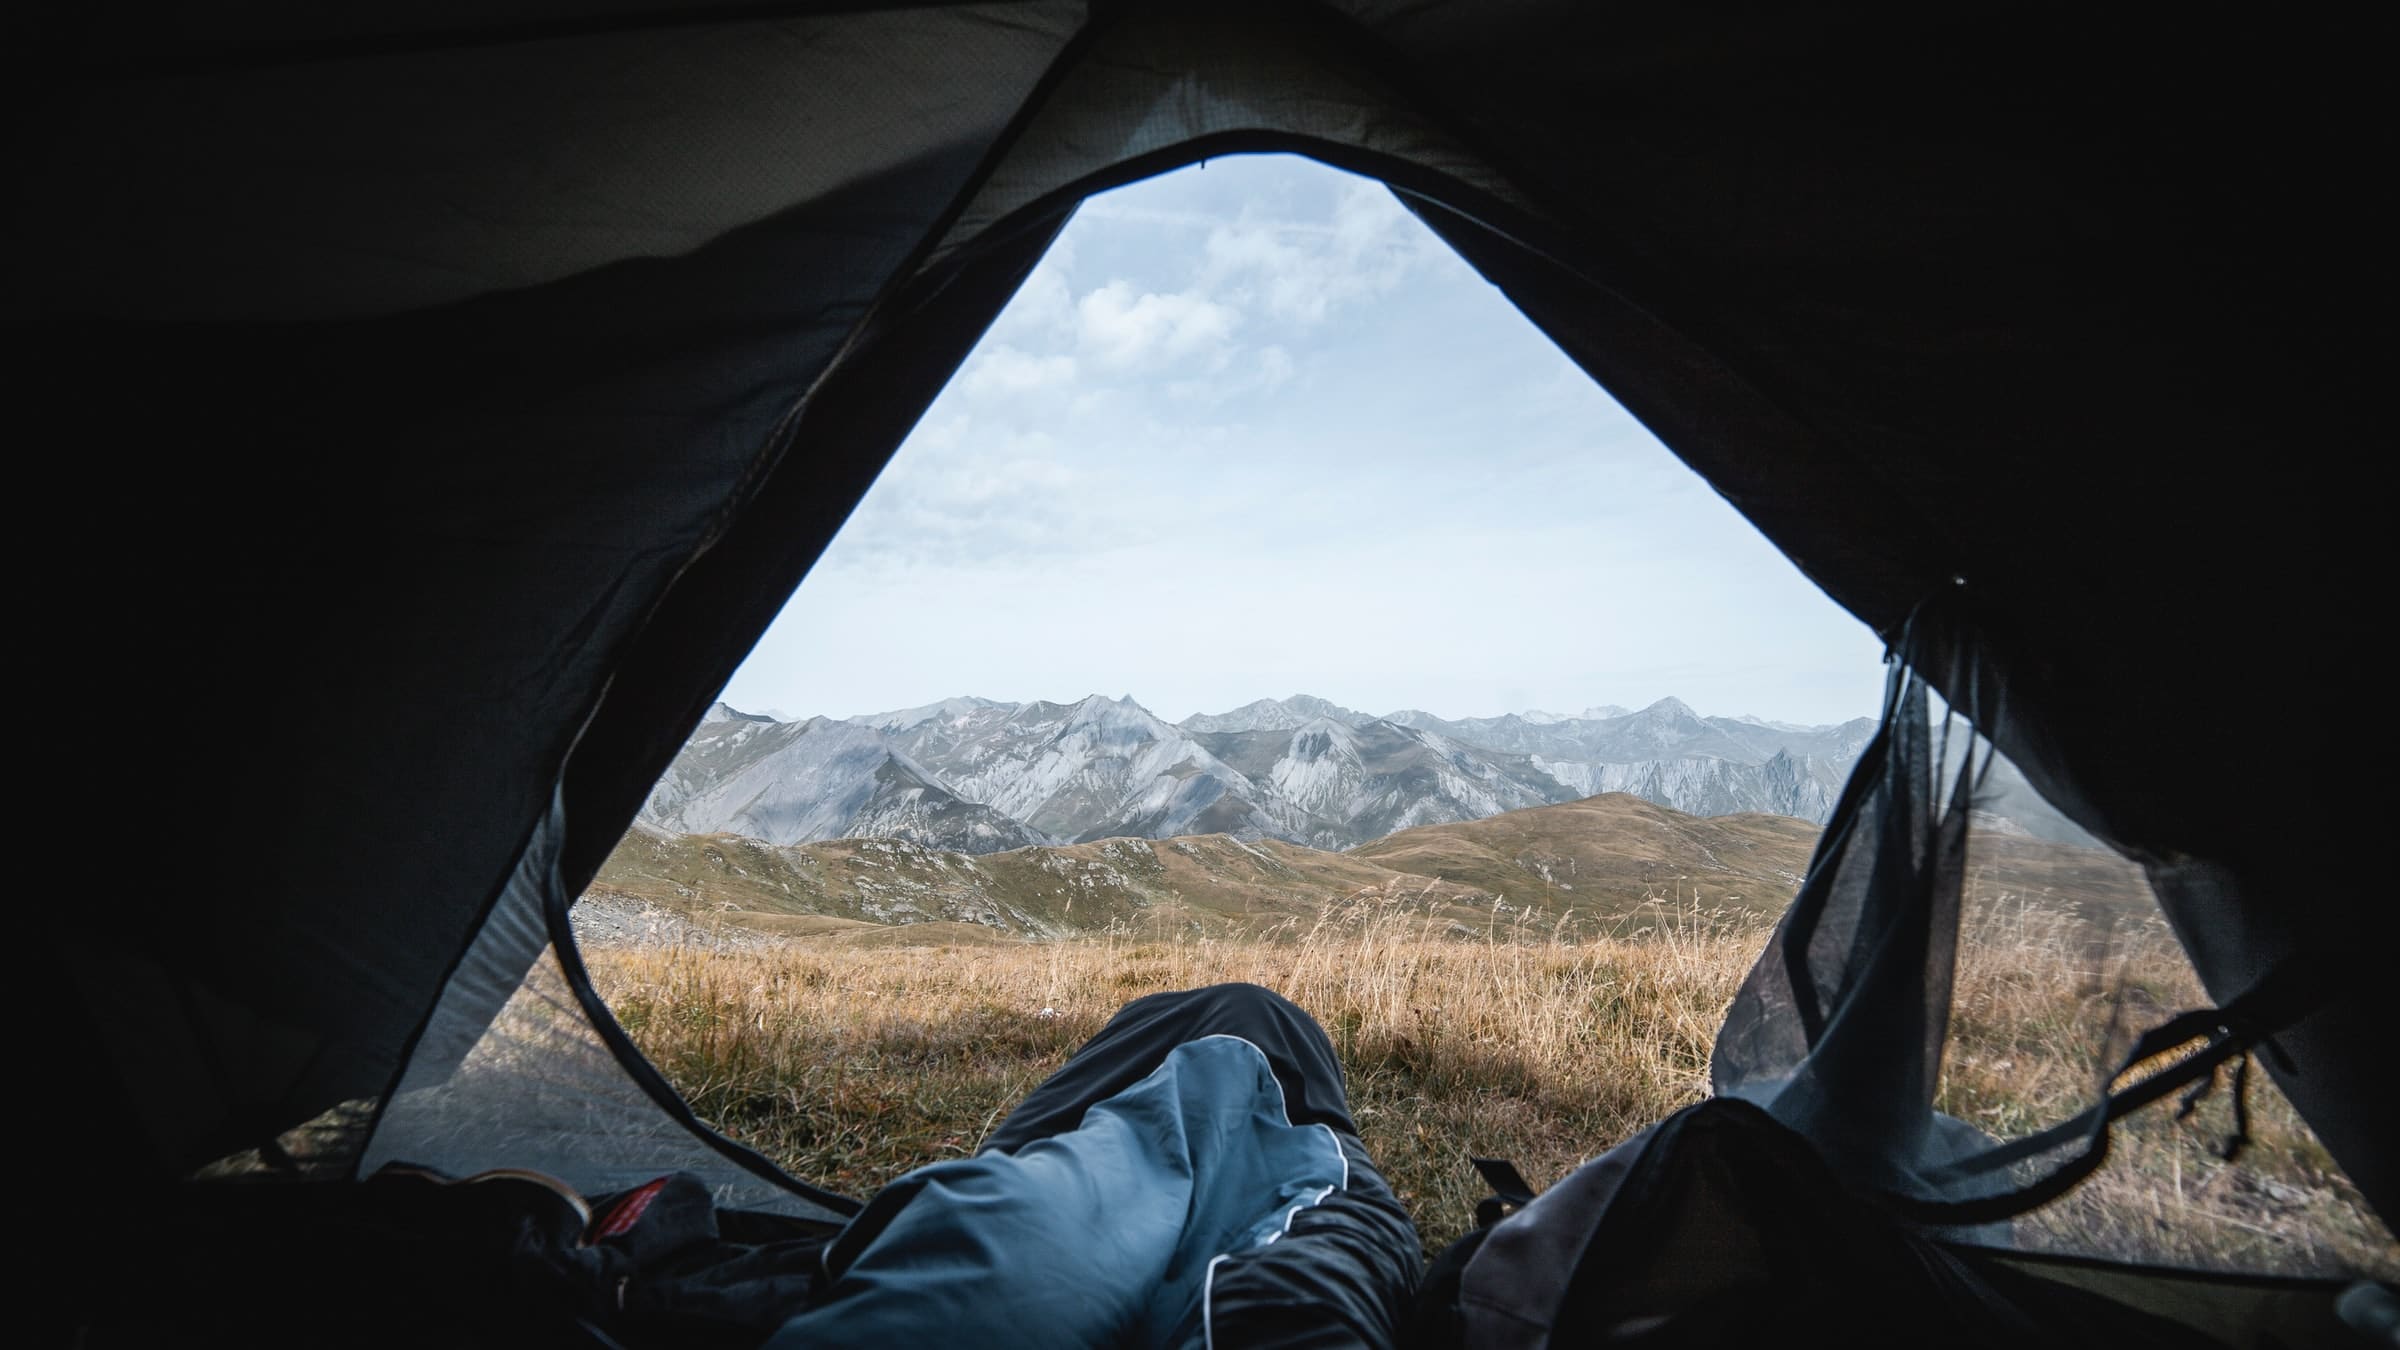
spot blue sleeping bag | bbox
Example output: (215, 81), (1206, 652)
(763, 1033), (1351, 1349)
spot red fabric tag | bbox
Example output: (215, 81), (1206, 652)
(592, 1176), (669, 1240)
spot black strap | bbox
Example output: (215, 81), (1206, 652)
(1884, 953), (2320, 1227)
(1471, 1157), (1537, 1229)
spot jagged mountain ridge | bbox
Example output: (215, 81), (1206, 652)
(1188, 716), (1567, 846)
(592, 792), (1831, 940)
(596, 787), (2153, 945)
(638, 692), (1876, 854)
(880, 695), (1311, 845)
(1178, 695), (1374, 734)
(638, 710), (1048, 853)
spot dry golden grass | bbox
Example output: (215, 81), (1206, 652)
(1937, 895), (2396, 1276)
(585, 894), (2397, 1279)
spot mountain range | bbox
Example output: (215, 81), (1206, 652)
(593, 788), (2153, 943)
(637, 693), (1879, 855)
(595, 793), (1829, 940)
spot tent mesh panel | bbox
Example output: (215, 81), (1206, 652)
(1714, 601), (2396, 1280)
(361, 801), (848, 1220)
(367, 938), (833, 1215)
(1936, 765), (2396, 1278)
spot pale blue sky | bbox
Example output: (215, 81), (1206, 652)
(722, 154), (1888, 727)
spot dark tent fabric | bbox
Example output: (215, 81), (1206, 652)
(17, 0), (2391, 1328)
(1421, 1096), (2350, 1350)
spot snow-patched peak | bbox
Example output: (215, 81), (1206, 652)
(1278, 695), (1370, 726)
(639, 714), (1041, 852)
(1066, 692), (1166, 730)
(1632, 696), (1699, 720)
(703, 701), (777, 725)
(1180, 695), (1367, 734)
(1266, 719), (1369, 813)
(846, 695), (1013, 734)
(1283, 716), (1361, 758)
(1179, 698), (1293, 734)
(1581, 704), (1632, 721)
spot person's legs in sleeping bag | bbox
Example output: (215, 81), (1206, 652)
(764, 982), (1420, 1350)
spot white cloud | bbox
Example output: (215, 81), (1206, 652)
(911, 412), (971, 452)
(961, 344), (1077, 397)
(1165, 344), (1298, 404)
(1199, 178), (1433, 324)
(827, 421), (1102, 570)
(1075, 280), (1240, 369)
(925, 452), (1075, 505)
(1255, 345), (1296, 390)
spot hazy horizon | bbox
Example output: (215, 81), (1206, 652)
(728, 690), (1872, 730)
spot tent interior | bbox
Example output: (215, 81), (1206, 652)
(19, 1), (2391, 1344)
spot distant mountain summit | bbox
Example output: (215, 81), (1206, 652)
(1177, 695), (1373, 734)
(640, 707), (1046, 853)
(841, 695), (1012, 734)
(639, 692), (1881, 853)
(880, 694), (1305, 845)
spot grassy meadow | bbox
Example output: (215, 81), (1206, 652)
(585, 891), (2398, 1279)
